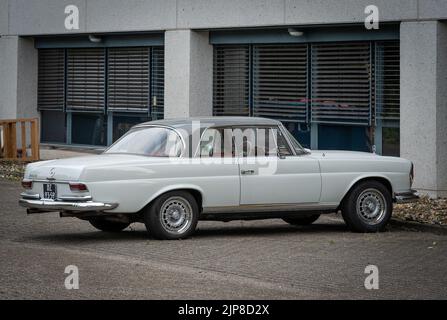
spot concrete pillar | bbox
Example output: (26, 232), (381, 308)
(0, 36), (19, 119)
(0, 36), (38, 120)
(400, 21), (447, 197)
(164, 30), (213, 118)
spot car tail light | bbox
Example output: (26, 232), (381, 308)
(410, 163), (414, 187)
(69, 182), (88, 192)
(21, 179), (33, 189)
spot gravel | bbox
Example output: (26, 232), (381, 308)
(394, 196), (447, 226)
(0, 161), (26, 181)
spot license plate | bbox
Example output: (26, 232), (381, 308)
(43, 183), (57, 200)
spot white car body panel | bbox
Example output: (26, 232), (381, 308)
(24, 150), (413, 214)
(239, 156), (321, 205)
(21, 117), (415, 216)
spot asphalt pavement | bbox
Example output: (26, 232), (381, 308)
(0, 179), (446, 299)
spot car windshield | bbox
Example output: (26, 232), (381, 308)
(105, 127), (183, 157)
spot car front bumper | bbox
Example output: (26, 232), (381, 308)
(19, 193), (118, 213)
(394, 190), (420, 204)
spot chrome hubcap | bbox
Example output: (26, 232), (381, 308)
(160, 196), (192, 234)
(356, 188), (386, 225)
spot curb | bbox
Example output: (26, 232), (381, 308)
(390, 218), (447, 235)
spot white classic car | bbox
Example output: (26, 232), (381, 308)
(19, 117), (418, 239)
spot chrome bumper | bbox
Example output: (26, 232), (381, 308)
(19, 193), (118, 213)
(394, 190), (420, 204)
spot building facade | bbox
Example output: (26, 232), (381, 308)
(0, 0), (446, 197)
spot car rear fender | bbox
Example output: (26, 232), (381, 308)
(141, 184), (205, 211)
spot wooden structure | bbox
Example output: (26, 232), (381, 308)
(0, 118), (39, 161)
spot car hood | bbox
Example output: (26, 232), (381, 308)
(25, 154), (172, 181)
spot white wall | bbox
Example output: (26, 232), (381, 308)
(164, 30), (212, 119)
(2, 0), (439, 36)
(400, 21), (447, 197)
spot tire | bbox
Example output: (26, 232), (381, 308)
(144, 191), (199, 240)
(341, 180), (393, 233)
(283, 214), (320, 226)
(89, 219), (130, 232)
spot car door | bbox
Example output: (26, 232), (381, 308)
(236, 126), (321, 205)
(195, 127), (240, 208)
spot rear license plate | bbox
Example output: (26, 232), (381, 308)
(43, 183), (57, 200)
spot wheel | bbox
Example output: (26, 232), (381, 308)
(144, 191), (199, 240)
(89, 218), (130, 232)
(283, 214), (320, 226)
(341, 180), (392, 233)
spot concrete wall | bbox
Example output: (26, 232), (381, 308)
(435, 22), (447, 196)
(164, 30), (212, 118)
(0, 36), (38, 120)
(2, 0), (446, 36)
(0, 0), (8, 35)
(0, 36), (19, 119)
(16, 37), (38, 120)
(400, 21), (447, 197)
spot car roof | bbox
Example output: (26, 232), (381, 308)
(134, 117), (281, 132)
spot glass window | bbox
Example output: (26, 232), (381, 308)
(232, 126), (293, 158)
(113, 115), (150, 142)
(40, 110), (66, 144)
(282, 122), (310, 149)
(281, 125), (306, 155)
(275, 128), (293, 157)
(106, 127), (183, 157)
(382, 127), (400, 157)
(199, 128), (234, 158)
(71, 113), (107, 146)
(253, 128), (278, 157)
(318, 124), (372, 152)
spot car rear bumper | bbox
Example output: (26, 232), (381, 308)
(19, 193), (118, 213)
(394, 190), (420, 204)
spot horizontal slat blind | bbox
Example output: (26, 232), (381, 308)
(66, 48), (105, 112)
(311, 42), (372, 125)
(107, 47), (149, 112)
(213, 45), (250, 116)
(38, 49), (65, 111)
(253, 44), (308, 123)
(151, 46), (164, 120)
(375, 41), (400, 121)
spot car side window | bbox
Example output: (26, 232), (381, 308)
(199, 128), (234, 158)
(255, 128), (278, 157)
(232, 126), (292, 158)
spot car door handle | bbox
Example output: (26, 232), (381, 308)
(241, 170), (255, 175)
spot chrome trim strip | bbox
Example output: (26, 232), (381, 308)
(58, 195), (93, 201)
(20, 192), (41, 200)
(27, 179), (71, 183)
(202, 203), (338, 214)
(19, 199), (118, 212)
(394, 189), (419, 204)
